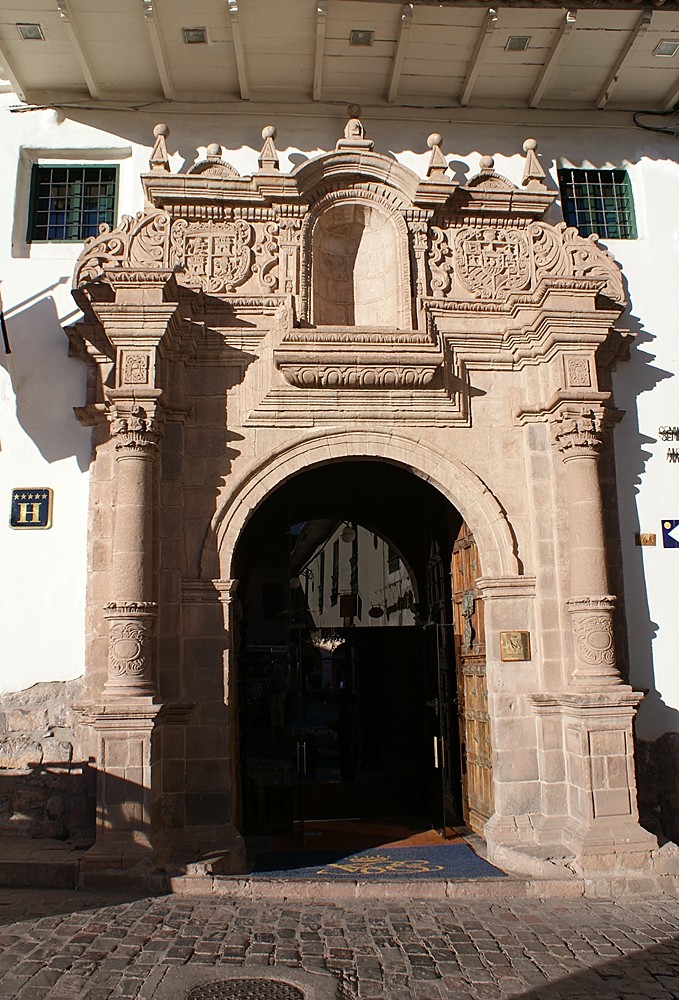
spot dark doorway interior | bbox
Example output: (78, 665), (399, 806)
(233, 460), (464, 849)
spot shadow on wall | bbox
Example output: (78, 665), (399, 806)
(0, 284), (91, 471)
(0, 760), (95, 846)
(609, 287), (679, 843)
(54, 105), (679, 181)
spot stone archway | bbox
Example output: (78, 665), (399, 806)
(207, 428), (521, 584)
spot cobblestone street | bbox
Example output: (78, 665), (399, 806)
(0, 888), (678, 1000)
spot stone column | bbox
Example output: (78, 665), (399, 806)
(532, 403), (657, 876)
(553, 405), (621, 688)
(104, 400), (161, 699)
(79, 278), (185, 886)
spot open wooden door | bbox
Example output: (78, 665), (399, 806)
(451, 523), (494, 835)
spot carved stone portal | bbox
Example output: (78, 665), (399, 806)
(67, 119), (654, 886)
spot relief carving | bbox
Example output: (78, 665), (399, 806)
(572, 614), (616, 667)
(253, 221), (279, 290)
(122, 353), (149, 385)
(552, 407), (603, 457)
(73, 211), (171, 286)
(454, 226), (531, 300)
(279, 365), (437, 389)
(425, 219), (624, 307)
(170, 220), (255, 292)
(110, 404), (161, 454)
(104, 601), (157, 694)
(567, 357), (592, 388)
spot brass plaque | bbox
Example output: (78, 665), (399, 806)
(635, 533), (656, 547)
(500, 630), (531, 662)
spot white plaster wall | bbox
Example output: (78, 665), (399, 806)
(0, 94), (676, 735)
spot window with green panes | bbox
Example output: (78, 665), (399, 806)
(557, 168), (637, 239)
(27, 164), (118, 242)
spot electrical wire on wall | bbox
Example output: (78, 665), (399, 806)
(633, 110), (679, 137)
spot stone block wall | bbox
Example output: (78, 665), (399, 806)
(0, 678), (96, 843)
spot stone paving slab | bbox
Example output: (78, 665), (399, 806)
(0, 888), (679, 1000)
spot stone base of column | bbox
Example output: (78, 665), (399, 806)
(79, 701), (164, 889)
(160, 824), (246, 886)
(78, 831), (165, 890)
(533, 689), (657, 876)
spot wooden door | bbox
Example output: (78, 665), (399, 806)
(451, 523), (494, 835)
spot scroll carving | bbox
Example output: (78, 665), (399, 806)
(122, 353), (149, 385)
(73, 211), (171, 287)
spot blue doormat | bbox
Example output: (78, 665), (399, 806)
(251, 843), (505, 879)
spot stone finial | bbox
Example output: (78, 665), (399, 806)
(479, 154), (495, 173)
(258, 125), (279, 173)
(205, 142), (223, 162)
(426, 133), (448, 178)
(522, 137), (547, 189)
(336, 104), (374, 151)
(149, 123), (170, 172)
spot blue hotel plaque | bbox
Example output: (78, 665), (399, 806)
(10, 488), (53, 529)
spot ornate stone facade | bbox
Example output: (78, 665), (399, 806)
(68, 115), (655, 885)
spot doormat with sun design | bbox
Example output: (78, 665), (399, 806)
(251, 844), (506, 879)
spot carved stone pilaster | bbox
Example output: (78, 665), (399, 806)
(406, 215), (430, 299)
(567, 595), (622, 686)
(104, 601), (158, 698)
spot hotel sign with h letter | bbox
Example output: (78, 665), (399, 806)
(10, 488), (53, 529)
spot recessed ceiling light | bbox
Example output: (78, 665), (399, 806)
(350, 29), (374, 46)
(654, 39), (679, 57)
(17, 23), (44, 41)
(182, 26), (207, 44)
(505, 35), (531, 52)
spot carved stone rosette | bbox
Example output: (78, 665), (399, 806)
(567, 596), (621, 686)
(104, 601), (158, 698)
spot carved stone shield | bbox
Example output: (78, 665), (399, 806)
(172, 220), (254, 292)
(454, 226), (530, 299)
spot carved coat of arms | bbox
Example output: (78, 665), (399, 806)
(454, 226), (530, 299)
(171, 220), (254, 292)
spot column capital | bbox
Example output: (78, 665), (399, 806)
(551, 404), (605, 459)
(108, 400), (162, 455)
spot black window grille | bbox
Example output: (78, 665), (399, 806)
(557, 168), (636, 240)
(27, 164), (118, 242)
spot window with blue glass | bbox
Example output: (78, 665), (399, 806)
(27, 165), (118, 242)
(557, 168), (636, 240)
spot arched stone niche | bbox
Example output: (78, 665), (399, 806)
(312, 200), (402, 327)
(303, 190), (412, 330)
